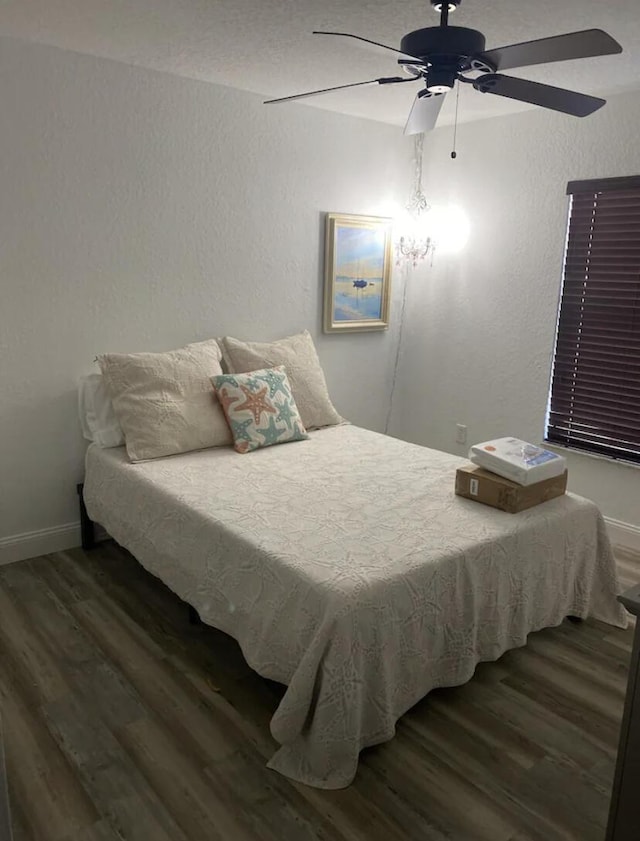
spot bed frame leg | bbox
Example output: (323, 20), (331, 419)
(567, 615), (583, 624)
(77, 483), (96, 551)
(188, 605), (202, 625)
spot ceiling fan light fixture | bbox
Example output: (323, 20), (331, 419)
(425, 67), (457, 93)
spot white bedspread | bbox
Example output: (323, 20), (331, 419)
(83, 425), (626, 789)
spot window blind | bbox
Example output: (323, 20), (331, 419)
(546, 175), (640, 464)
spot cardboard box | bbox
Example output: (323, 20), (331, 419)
(455, 464), (568, 514)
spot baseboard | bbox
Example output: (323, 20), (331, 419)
(0, 522), (81, 566)
(606, 517), (640, 553)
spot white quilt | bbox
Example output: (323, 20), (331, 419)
(83, 425), (627, 789)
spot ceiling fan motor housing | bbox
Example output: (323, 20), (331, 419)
(400, 26), (486, 61)
(400, 26), (488, 92)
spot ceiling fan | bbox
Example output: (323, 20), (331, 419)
(264, 0), (622, 134)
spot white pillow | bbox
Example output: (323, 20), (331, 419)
(98, 339), (232, 461)
(78, 374), (125, 448)
(220, 331), (343, 430)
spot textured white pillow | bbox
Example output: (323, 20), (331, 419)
(220, 331), (342, 430)
(78, 374), (125, 448)
(98, 339), (231, 461)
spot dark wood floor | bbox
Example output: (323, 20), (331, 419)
(0, 542), (638, 841)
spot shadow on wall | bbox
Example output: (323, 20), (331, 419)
(1, 387), (87, 536)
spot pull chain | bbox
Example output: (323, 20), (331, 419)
(451, 81), (460, 159)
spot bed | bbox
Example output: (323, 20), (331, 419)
(83, 424), (627, 789)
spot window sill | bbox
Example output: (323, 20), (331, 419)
(543, 441), (640, 472)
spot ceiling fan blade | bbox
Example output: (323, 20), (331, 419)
(481, 29), (622, 72)
(473, 73), (605, 117)
(313, 30), (423, 62)
(404, 92), (445, 135)
(264, 76), (413, 105)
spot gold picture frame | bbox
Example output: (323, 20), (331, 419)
(323, 212), (393, 333)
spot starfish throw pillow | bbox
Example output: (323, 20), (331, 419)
(211, 366), (309, 453)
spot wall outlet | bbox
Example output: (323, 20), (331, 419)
(456, 424), (467, 445)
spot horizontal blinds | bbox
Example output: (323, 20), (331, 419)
(546, 177), (640, 463)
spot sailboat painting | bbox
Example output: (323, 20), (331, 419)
(323, 213), (393, 333)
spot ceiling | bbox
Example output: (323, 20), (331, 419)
(1, 0), (638, 128)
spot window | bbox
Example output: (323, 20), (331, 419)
(546, 175), (640, 464)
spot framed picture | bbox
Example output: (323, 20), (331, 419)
(323, 212), (393, 333)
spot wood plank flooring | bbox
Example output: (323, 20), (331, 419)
(0, 542), (638, 841)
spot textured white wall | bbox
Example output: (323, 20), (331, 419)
(390, 90), (640, 527)
(0, 37), (410, 546)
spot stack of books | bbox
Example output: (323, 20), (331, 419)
(455, 437), (568, 513)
